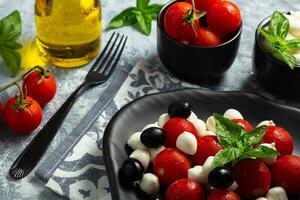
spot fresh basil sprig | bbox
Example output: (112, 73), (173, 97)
(0, 10), (22, 75)
(108, 0), (163, 36)
(213, 114), (279, 167)
(259, 11), (300, 69)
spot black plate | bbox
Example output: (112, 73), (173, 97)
(103, 89), (300, 200)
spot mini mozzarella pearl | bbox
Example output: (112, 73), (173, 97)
(286, 14), (300, 38)
(129, 149), (151, 170)
(259, 142), (277, 165)
(203, 156), (215, 176)
(127, 132), (147, 150)
(142, 123), (159, 131)
(187, 112), (198, 122)
(256, 198), (268, 200)
(291, 11), (300, 20)
(158, 113), (170, 128)
(256, 120), (276, 128)
(223, 109), (243, 120)
(266, 187), (288, 200)
(139, 173), (160, 195)
(192, 119), (207, 136)
(202, 131), (216, 136)
(206, 116), (216, 133)
(149, 146), (166, 161)
(227, 181), (239, 191)
(176, 131), (197, 155)
(188, 165), (208, 185)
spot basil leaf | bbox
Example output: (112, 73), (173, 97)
(213, 147), (242, 167)
(0, 46), (21, 75)
(108, 8), (137, 29)
(241, 145), (279, 159)
(136, 13), (152, 36)
(284, 39), (300, 49)
(137, 0), (150, 9)
(272, 47), (296, 69)
(214, 113), (246, 148)
(145, 4), (163, 20)
(269, 11), (289, 39)
(258, 28), (275, 43)
(240, 126), (266, 148)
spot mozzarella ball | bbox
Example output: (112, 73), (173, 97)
(266, 187), (288, 200)
(286, 14), (300, 38)
(203, 156), (215, 176)
(176, 131), (197, 155)
(187, 112), (198, 122)
(256, 198), (268, 200)
(223, 109), (243, 120)
(259, 143), (277, 165)
(127, 132), (147, 150)
(227, 181), (239, 191)
(206, 116), (216, 133)
(158, 113), (170, 128)
(129, 149), (150, 170)
(256, 120), (275, 128)
(188, 165), (208, 185)
(139, 173), (160, 195)
(191, 119), (207, 136)
(291, 11), (300, 20)
(149, 146), (166, 161)
(202, 131), (216, 136)
(142, 123), (159, 131)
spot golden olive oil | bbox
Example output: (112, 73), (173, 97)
(35, 0), (102, 68)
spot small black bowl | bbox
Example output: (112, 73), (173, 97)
(157, 0), (242, 83)
(253, 15), (300, 99)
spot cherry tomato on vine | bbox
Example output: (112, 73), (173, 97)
(22, 66), (57, 107)
(192, 27), (222, 47)
(4, 95), (42, 134)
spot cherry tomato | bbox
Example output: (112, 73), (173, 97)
(192, 27), (222, 47)
(186, 0), (220, 11)
(208, 189), (240, 200)
(207, 1), (241, 35)
(4, 95), (43, 134)
(164, 2), (200, 42)
(0, 101), (3, 119)
(22, 67), (57, 106)
(231, 119), (253, 132)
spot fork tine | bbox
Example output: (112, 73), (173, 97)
(88, 32), (116, 73)
(103, 35), (128, 77)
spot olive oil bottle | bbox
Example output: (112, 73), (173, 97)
(35, 0), (101, 68)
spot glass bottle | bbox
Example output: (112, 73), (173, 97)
(35, 0), (101, 68)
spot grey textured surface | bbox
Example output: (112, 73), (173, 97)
(0, 0), (300, 199)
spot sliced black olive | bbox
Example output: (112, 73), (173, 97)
(208, 167), (234, 189)
(168, 101), (191, 118)
(140, 127), (165, 148)
(120, 158), (144, 182)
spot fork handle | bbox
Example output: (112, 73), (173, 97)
(10, 83), (89, 177)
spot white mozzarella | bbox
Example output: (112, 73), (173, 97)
(294, 52), (300, 64)
(202, 156), (215, 176)
(256, 120), (276, 128)
(227, 181), (239, 191)
(187, 112), (198, 122)
(188, 165), (208, 185)
(223, 109), (244, 120)
(129, 149), (150, 170)
(286, 14), (300, 38)
(176, 131), (197, 155)
(139, 173), (160, 195)
(149, 146), (166, 161)
(202, 131), (217, 136)
(158, 113), (170, 128)
(256, 198), (268, 200)
(127, 132), (147, 150)
(206, 116), (216, 133)
(291, 11), (300, 20)
(259, 143), (277, 165)
(191, 119), (207, 136)
(266, 187), (288, 200)
(142, 123), (159, 131)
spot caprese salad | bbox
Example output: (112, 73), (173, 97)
(120, 101), (300, 200)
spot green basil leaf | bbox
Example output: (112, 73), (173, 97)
(214, 113), (246, 148)
(3, 40), (22, 49)
(108, 8), (137, 29)
(240, 125), (266, 148)
(145, 4), (163, 20)
(135, 13), (152, 36)
(137, 0), (150, 9)
(241, 145), (279, 159)
(213, 148), (242, 167)
(269, 11), (289, 39)
(258, 28), (275, 43)
(272, 47), (296, 69)
(0, 46), (21, 75)
(284, 39), (300, 49)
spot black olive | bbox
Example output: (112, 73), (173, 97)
(140, 127), (165, 148)
(120, 158), (144, 182)
(208, 167), (234, 189)
(168, 101), (191, 118)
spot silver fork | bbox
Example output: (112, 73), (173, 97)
(9, 32), (128, 179)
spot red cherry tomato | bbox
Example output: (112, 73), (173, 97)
(165, 179), (205, 200)
(22, 67), (57, 106)
(192, 136), (222, 165)
(272, 155), (300, 194)
(153, 148), (191, 185)
(208, 189), (240, 200)
(262, 126), (294, 155)
(207, 1), (241, 35)
(186, 0), (220, 11)
(231, 119), (253, 132)
(191, 27), (222, 47)
(4, 96), (43, 134)
(163, 117), (198, 147)
(0, 101), (3, 119)
(164, 2), (200, 42)
(233, 159), (271, 199)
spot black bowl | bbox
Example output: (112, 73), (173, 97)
(253, 15), (300, 99)
(157, 0), (242, 83)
